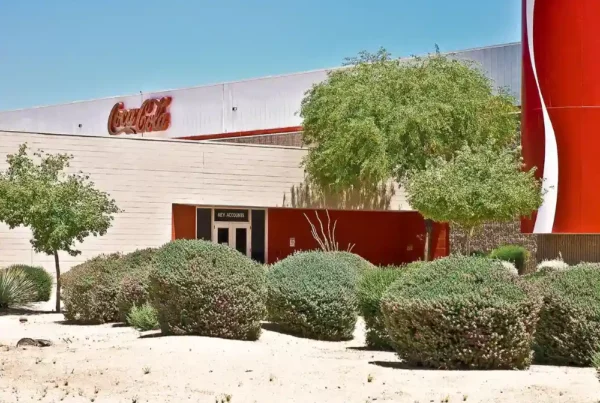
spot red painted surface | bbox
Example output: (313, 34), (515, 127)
(108, 97), (172, 136)
(266, 208), (449, 266)
(171, 204), (196, 240)
(177, 126), (303, 141)
(522, 0), (600, 233)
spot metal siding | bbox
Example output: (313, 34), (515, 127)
(0, 44), (522, 137)
(451, 43), (522, 102)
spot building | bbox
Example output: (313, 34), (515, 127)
(521, 0), (600, 263)
(0, 43), (521, 272)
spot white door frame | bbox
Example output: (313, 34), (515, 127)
(213, 221), (251, 257)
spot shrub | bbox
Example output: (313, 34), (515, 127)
(267, 251), (361, 341)
(7, 265), (52, 302)
(469, 250), (487, 257)
(331, 252), (376, 276)
(116, 266), (152, 322)
(358, 267), (405, 349)
(115, 248), (156, 322)
(0, 268), (37, 308)
(489, 245), (529, 274)
(500, 261), (519, 276)
(149, 240), (266, 340)
(127, 302), (159, 331)
(121, 248), (156, 268)
(528, 263), (600, 366)
(536, 259), (569, 273)
(61, 253), (125, 323)
(62, 248), (156, 324)
(381, 256), (542, 369)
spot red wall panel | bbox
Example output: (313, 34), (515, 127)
(172, 204), (196, 240)
(267, 208), (448, 266)
(522, 0), (600, 233)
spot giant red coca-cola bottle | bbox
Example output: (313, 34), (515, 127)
(522, 0), (600, 233)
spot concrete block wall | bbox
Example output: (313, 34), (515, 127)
(0, 130), (411, 273)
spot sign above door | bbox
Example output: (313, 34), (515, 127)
(214, 209), (249, 222)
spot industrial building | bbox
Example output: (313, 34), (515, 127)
(0, 43), (521, 271)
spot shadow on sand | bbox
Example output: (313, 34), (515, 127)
(0, 307), (56, 317)
(346, 346), (392, 352)
(368, 360), (450, 371)
(260, 322), (353, 342)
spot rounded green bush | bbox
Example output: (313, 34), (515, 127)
(489, 245), (529, 274)
(267, 251), (361, 341)
(7, 265), (52, 302)
(381, 256), (542, 369)
(149, 240), (266, 340)
(115, 248), (157, 321)
(62, 248), (157, 324)
(331, 252), (375, 275)
(358, 266), (405, 350)
(61, 253), (125, 323)
(116, 266), (152, 322)
(527, 263), (600, 366)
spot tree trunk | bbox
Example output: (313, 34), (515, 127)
(54, 251), (61, 313)
(423, 219), (433, 262)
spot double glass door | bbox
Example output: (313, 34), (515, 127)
(214, 223), (250, 257)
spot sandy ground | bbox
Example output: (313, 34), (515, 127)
(0, 309), (599, 403)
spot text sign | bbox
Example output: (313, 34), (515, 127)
(108, 96), (172, 135)
(214, 209), (249, 222)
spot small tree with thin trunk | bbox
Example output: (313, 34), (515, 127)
(0, 144), (121, 312)
(402, 145), (543, 254)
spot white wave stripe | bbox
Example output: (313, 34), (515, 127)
(526, 0), (559, 233)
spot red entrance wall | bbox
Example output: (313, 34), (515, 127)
(172, 204), (196, 240)
(267, 208), (448, 266)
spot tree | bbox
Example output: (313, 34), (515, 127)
(402, 145), (543, 254)
(0, 144), (121, 312)
(300, 48), (519, 260)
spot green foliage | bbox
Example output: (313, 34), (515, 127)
(62, 248), (155, 324)
(300, 49), (518, 193)
(358, 267), (405, 349)
(116, 248), (156, 321)
(0, 267), (37, 308)
(331, 252), (376, 276)
(61, 254), (125, 323)
(127, 302), (159, 331)
(489, 245), (529, 275)
(116, 266), (152, 322)
(381, 256), (542, 369)
(527, 264), (600, 366)
(403, 146), (543, 250)
(149, 240), (267, 340)
(469, 250), (487, 257)
(267, 251), (361, 341)
(0, 144), (121, 311)
(7, 265), (52, 302)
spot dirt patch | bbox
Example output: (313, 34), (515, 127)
(0, 312), (598, 403)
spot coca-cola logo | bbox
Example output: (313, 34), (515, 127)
(107, 96), (172, 135)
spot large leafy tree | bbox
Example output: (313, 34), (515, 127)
(0, 144), (121, 312)
(403, 145), (543, 253)
(300, 48), (519, 259)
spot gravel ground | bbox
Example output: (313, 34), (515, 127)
(0, 310), (599, 403)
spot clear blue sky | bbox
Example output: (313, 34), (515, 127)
(0, 1), (520, 111)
